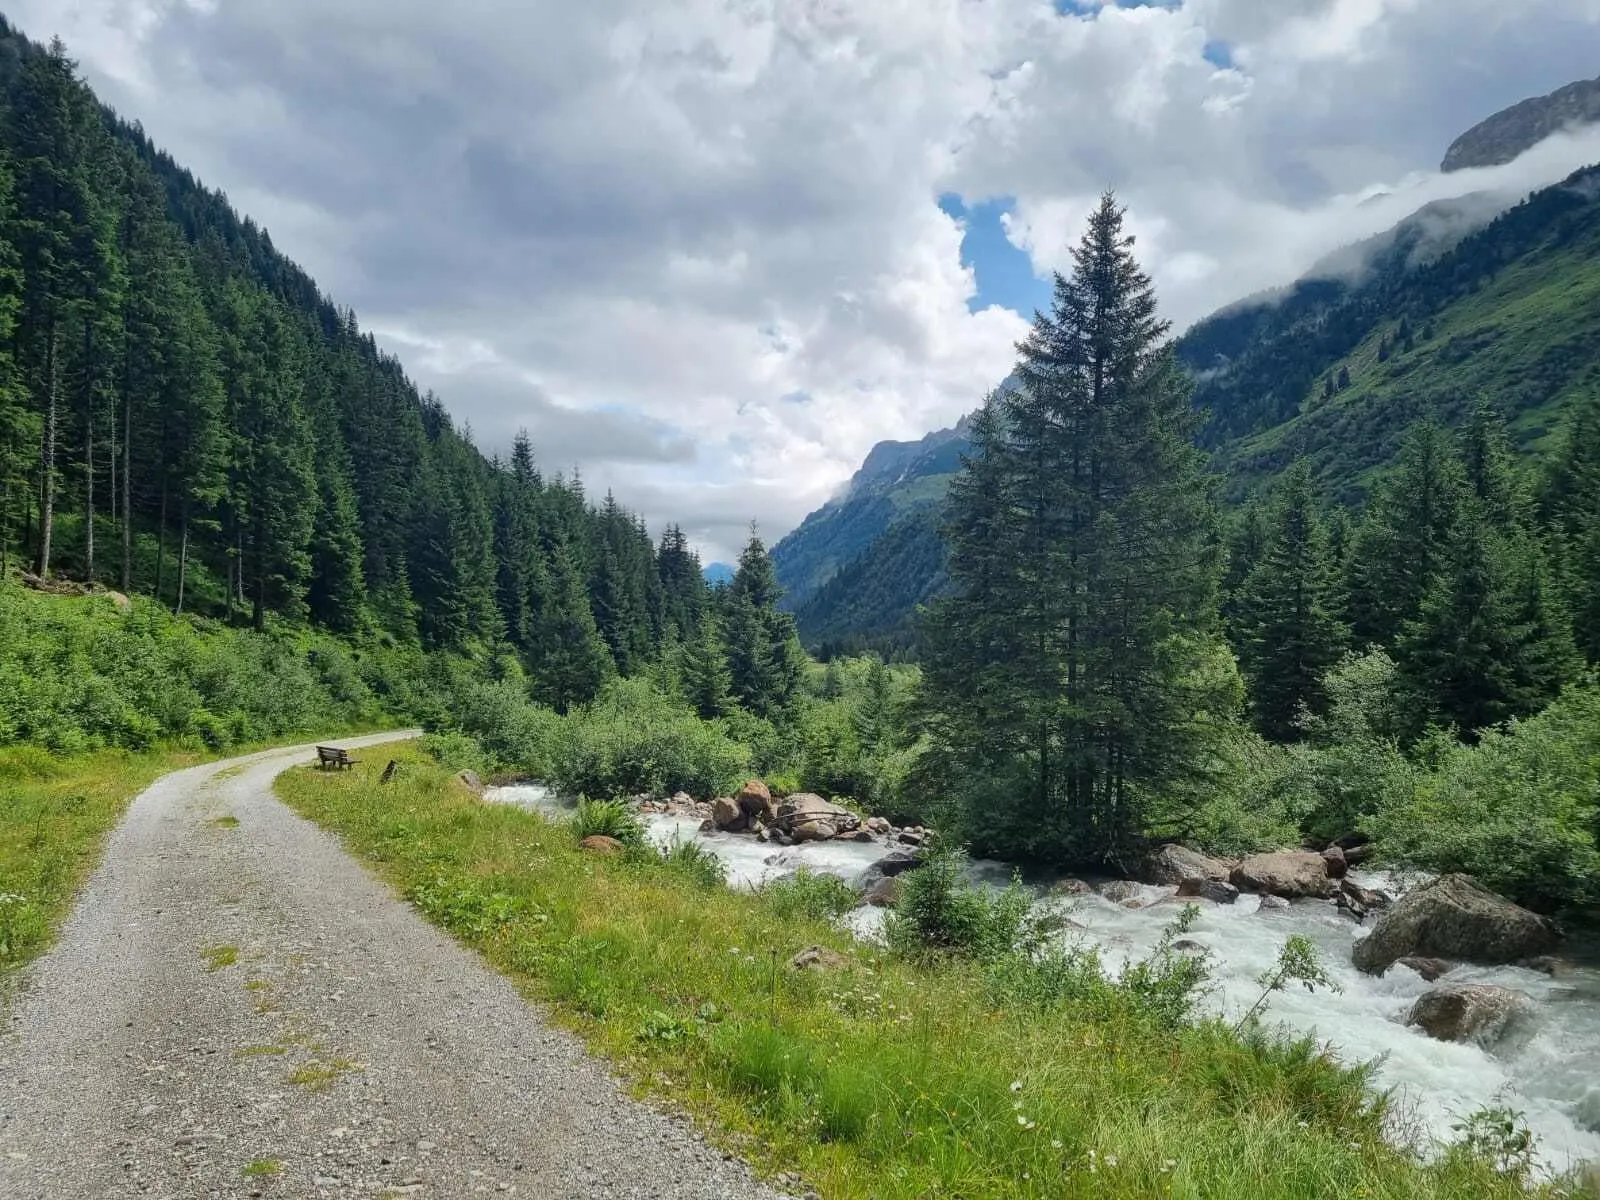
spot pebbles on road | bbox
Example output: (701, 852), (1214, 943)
(0, 734), (793, 1200)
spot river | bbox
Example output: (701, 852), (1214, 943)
(486, 783), (1600, 1176)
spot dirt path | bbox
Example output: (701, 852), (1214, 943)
(0, 735), (792, 1200)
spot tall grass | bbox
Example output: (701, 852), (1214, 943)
(0, 745), (196, 976)
(278, 748), (1586, 1200)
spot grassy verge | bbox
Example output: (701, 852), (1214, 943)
(0, 728), (392, 981)
(276, 746), (1582, 1200)
(0, 744), (205, 976)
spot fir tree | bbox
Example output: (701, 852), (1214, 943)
(680, 613), (734, 720)
(1235, 461), (1346, 741)
(1344, 423), (1465, 645)
(922, 194), (1226, 864)
(529, 541), (612, 712)
(724, 530), (802, 717)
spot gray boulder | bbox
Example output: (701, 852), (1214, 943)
(1231, 851), (1335, 899)
(1407, 983), (1536, 1050)
(1352, 874), (1561, 975)
(1143, 844), (1233, 886)
(1176, 878), (1240, 905)
(857, 850), (922, 893)
(711, 796), (747, 832)
(772, 794), (860, 835)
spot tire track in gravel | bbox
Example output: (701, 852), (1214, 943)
(0, 734), (794, 1200)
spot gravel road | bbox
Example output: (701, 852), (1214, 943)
(0, 734), (794, 1200)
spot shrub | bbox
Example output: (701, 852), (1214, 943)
(1369, 684), (1600, 912)
(572, 797), (645, 847)
(448, 679), (563, 776)
(421, 731), (488, 775)
(553, 678), (750, 799)
(885, 848), (1039, 962)
(760, 869), (858, 923)
(658, 838), (728, 889)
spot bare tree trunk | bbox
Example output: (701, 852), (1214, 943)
(154, 474), (167, 604)
(121, 364), (132, 593)
(176, 499), (189, 615)
(84, 317), (95, 585)
(36, 316), (58, 578)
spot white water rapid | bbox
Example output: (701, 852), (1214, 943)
(485, 783), (1600, 1175)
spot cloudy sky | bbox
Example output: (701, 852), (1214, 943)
(16, 0), (1600, 561)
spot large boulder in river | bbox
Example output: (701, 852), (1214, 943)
(1177, 878), (1240, 905)
(857, 850), (922, 893)
(1352, 874), (1561, 975)
(1143, 844), (1233, 885)
(1407, 983), (1536, 1050)
(772, 794), (860, 835)
(736, 779), (774, 820)
(792, 820), (837, 843)
(1230, 851), (1335, 899)
(711, 797), (747, 832)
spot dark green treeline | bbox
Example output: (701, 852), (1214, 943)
(0, 28), (800, 717)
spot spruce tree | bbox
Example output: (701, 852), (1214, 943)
(922, 194), (1226, 864)
(680, 613), (734, 719)
(724, 531), (803, 717)
(1235, 461), (1346, 741)
(8, 39), (104, 578)
(529, 540), (613, 712)
(0, 155), (33, 574)
(1344, 423), (1465, 645)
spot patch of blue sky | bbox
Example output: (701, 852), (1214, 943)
(939, 193), (1052, 318)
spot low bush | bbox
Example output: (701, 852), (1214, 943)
(572, 798), (646, 847)
(885, 847), (1040, 962)
(1369, 684), (1600, 913)
(759, 869), (858, 923)
(552, 678), (750, 800)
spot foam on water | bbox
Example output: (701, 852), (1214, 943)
(484, 784), (1600, 1173)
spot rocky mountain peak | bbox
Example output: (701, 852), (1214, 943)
(1443, 75), (1600, 172)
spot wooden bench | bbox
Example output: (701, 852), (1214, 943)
(315, 745), (359, 771)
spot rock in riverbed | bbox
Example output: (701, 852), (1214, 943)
(1231, 851), (1336, 899)
(1143, 844), (1233, 885)
(1352, 874), (1561, 975)
(1407, 983), (1536, 1050)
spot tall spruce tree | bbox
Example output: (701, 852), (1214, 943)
(529, 540), (613, 712)
(8, 39), (104, 578)
(0, 154), (32, 573)
(1344, 422), (1466, 646)
(1542, 394), (1600, 661)
(724, 531), (802, 718)
(921, 194), (1226, 865)
(1234, 461), (1346, 741)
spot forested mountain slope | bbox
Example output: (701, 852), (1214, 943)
(781, 158), (1600, 654)
(1181, 162), (1600, 503)
(0, 22), (808, 720)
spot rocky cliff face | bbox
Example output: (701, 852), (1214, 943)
(1443, 76), (1600, 171)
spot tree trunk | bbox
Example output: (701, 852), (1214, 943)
(36, 316), (58, 578)
(176, 501), (189, 615)
(84, 317), (95, 585)
(252, 511), (266, 630)
(154, 474), (167, 604)
(121, 363), (132, 593)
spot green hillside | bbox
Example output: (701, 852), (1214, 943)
(1190, 164), (1600, 503)
(781, 163), (1600, 655)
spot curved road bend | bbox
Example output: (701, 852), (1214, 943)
(0, 733), (791, 1200)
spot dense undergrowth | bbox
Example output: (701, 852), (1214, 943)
(276, 746), (1590, 1200)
